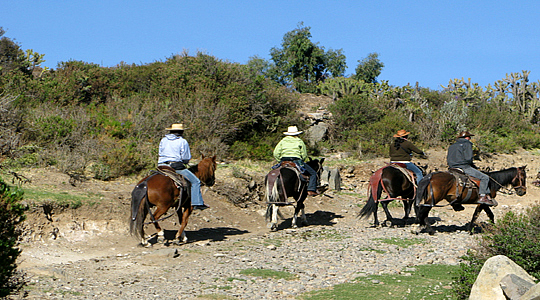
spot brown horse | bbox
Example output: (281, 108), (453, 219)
(358, 164), (417, 227)
(415, 166), (526, 235)
(265, 158), (324, 231)
(130, 155), (217, 245)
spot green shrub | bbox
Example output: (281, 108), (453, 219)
(0, 177), (27, 298)
(453, 203), (540, 299)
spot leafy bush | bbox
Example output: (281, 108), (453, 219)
(328, 94), (383, 132)
(0, 177), (27, 298)
(453, 203), (540, 299)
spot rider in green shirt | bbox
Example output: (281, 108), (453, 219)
(273, 126), (319, 196)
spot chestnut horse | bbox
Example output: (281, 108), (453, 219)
(359, 164), (417, 227)
(265, 158), (324, 231)
(415, 166), (526, 235)
(130, 155), (217, 245)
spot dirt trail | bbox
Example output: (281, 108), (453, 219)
(16, 148), (540, 270)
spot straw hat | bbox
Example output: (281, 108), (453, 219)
(166, 123), (186, 131)
(457, 131), (474, 138)
(283, 126), (303, 136)
(393, 129), (410, 138)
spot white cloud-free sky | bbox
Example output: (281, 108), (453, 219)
(3, 0), (538, 90)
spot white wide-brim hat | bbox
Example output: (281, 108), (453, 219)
(283, 126), (303, 136)
(166, 123), (187, 131)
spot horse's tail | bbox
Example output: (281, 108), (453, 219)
(130, 181), (148, 239)
(358, 181), (381, 219)
(415, 173), (433, 207)
(265, 174), (281, 221)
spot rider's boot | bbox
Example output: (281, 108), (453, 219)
(477, 194), (496, 206)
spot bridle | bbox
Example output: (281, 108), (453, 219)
(490, 167), (526, 194)
(511, 167), (527, 191)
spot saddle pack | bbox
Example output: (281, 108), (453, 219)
(447, 168), (481, 203)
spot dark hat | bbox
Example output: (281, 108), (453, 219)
(457, 131), (474, 138)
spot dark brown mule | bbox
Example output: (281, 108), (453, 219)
(130, 155), (217, 245)
(265, 158), (324, 231)
(359, 164), (417, 227)
(415, 166), (526, 235)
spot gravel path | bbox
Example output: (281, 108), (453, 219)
(18, 205), (477, 300)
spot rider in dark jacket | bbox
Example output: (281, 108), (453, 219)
(389, 130), (425, 184)
(447, 131), (495, 206)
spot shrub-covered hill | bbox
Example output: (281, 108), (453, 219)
(3, 40), (540, 180)
(1, 52), (303, 179)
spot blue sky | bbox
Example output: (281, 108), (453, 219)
(2, 1), (539, 90)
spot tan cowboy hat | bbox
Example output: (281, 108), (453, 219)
(457, 131), (474, 138)
(283, 126), (303, 136)
(166, 123), (187, 131)
(393, 129), (410, 138)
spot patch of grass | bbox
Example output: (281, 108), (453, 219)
(374, 237), (426, 248)
(263, 238), (283, 247)
(300, 264), (460, 300)
(298, 228), (350, 241)
(358, 247), (386, 254)
(197, 293), (235, 299)
(239, 268), (298, 280)
(225, 277), (246, 282)
(20, 188), (103, 208)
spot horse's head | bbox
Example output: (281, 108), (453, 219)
(195, 155), (217, 187)
(307, 157), (324, 175)
(512, 166), (527, 196)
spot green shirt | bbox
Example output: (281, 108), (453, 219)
(273, 136), (308, 161)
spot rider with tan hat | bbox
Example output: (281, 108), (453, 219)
(447, 131), (495, 206)
(157, 123), (209, 210)
(390, 129), (426, 184)
(273, 126), (319, 196)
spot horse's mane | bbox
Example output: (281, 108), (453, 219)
(487, 167), (518, 190)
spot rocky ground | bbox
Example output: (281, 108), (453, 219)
(11, 148), (540, 299)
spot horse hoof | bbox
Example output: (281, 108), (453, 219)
(292, 224), (298, 229)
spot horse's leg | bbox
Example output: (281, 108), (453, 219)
(380, 200), (394, 227)
(484, 206), (495, 223)
(403, 200), (413, 220)
(269, 204), (279, 231)
(467, 205), (485, 234)
(175, 206), (192, 243)
(292, 205), (299, 228)
(151, 205), (169, 242)
(416, 206), (434, 235)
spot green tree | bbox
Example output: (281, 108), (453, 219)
(353, 52), (384, 83)
(269, 23), (346, 93)
(0, 178), (27, 298)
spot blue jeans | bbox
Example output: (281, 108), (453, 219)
(177, 169), (204, 206)
(404, 162), (423, 184)
(460, 165), (490, 195)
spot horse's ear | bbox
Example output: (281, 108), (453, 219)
(320, 158), (325, 165)
(212, 155), (216, 162)
(200, 152), (205, 159)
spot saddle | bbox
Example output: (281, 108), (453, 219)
(369, 163), (416, 202)
(448, 168), (480, 188)
(390, 163), (416, 186)
(156, 166), (188, 189)
(266, 162), (308, 203)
